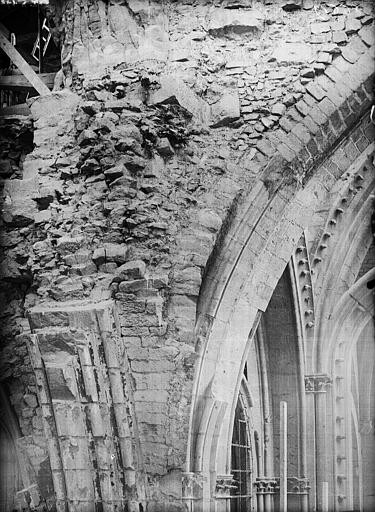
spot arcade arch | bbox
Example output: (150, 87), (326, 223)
(187, 122), (375, 511)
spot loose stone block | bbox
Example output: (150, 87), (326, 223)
(345, 17), (362, 34)
(281, 0), (302, 11)
(149, 75), (210, 123)
(113, 260), (146, 281)
(2, 178), (39, 227)
(272, 42), (313, 64)
(92, 244), (128, 265)
(207, 8), (264, 38)
(156, 138), (175, 158)
(210, 92), (241, 128)
(333, 30), (348, 45)
(56, 237), (85, 256)
(311, 22), (331, 34)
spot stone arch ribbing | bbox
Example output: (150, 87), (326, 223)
(310, 149), (374, 372)
(186, 75), (374, 508)
(324, 272), (374, 511)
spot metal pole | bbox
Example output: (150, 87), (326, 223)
(280, 401), (287, 512)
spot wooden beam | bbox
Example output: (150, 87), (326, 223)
(0, 73), (56, 91)
(38, 6), (44, 74)
(0, 24), (50, 96)
(0, 103), (31, 117)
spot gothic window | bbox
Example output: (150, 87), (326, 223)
(230, 389), (254, 512)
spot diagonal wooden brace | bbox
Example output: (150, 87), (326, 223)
(0, 22), (50, 96)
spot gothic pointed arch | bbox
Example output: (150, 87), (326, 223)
(187, 105), (375, 510)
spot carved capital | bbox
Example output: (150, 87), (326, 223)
(182, 472), (204, 500)
(215, 474), (237, 498)
(305, 374), (332, 393)
(286, 476), (311, 494)
(254, 477), (278, 494)
(255, 477), (310, 495)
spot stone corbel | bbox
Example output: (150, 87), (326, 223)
(304, 374), (332, 393)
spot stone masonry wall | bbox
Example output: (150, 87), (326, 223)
(0, 0), (374, 509)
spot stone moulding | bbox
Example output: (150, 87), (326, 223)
(187, 113), (374, 512)
(23, 300), (144, 512)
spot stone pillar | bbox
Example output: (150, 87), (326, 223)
(286, 476), (311, 512)
(214, 474), (236, 512)
(182, 472), (204, 512)
(25, 333), (68, 512)
(25, 300), (141, 512)
(254, 478), (278, 512)
(305, 374), (332, 512)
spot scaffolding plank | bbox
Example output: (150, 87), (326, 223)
(0, 103), (30, 117)
(0, 73), (56, 91)
(0, 24), (50, 96)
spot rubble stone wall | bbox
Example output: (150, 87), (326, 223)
(0, 0), (374, 510)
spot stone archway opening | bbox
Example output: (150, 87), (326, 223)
(230, 386), (255, 511)
(227, 264), (307, 512)
(0, 420), (22, 512)
(0, 385), (22, 512)
(187, 116), (374, 511)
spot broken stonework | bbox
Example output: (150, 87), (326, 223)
(92, 244), (128, 265)
(149, 75), (210, 123)
(112, 260), (146, 282)
(2, 179), (39, 227)
(156, 137), (175, 158)
(0, 0), (374, 510)
(56, 237), (85, 255)
(281, 0), (303, 10)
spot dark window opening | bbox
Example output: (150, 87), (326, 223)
(230, 394), (253, 512)
(243, 362), (248, 380)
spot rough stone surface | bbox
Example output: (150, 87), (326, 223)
(149, 75), (210, 123)
(210, 92), (241, 127)
(0, 0), (374, 510)
(272, 42), (314, 64)
(282, 0), (302, 10)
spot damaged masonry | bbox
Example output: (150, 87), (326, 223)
(0, 0), (374, 511)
